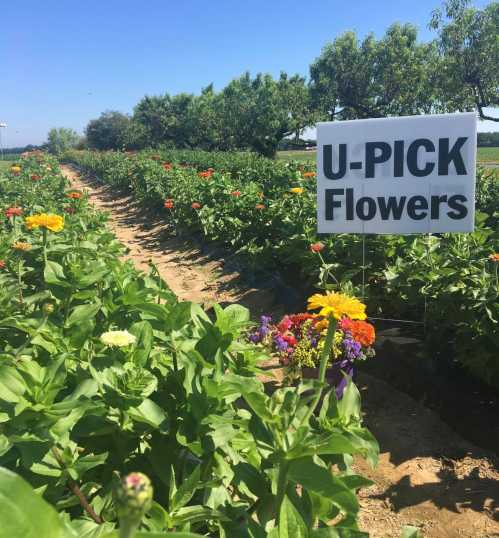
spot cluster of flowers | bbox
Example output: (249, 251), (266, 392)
(248, 292), (375, 396)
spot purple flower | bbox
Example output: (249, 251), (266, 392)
(274, 335), (289, 352)
(249, 333), (261, 344)
(260, 315), (272, 325)
(342, 336), (362, 361)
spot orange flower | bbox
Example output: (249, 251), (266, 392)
(163, 162), (172, 170)
(198, 170), (213, 178)
(164, 198), (174, 210)
(31, 174), (41, 181)
(310, 242), (324, 253)
(230, 190), (241, 197)
(66, 191), (83, 199)
(489, 253), (499, 263)
(191, 202), (201, 209)
(303, 171), (316, 178)
(340, 319), (375, 346)
(5, 207), (23, 218)
(255, 204), (265, 210)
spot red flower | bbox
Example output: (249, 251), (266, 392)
(340, 319), (375, 346)
(198, 170), (213, 178)
(191, 202), (201, 209)
(230, 190), (241, 197)
(31, 175), (41, 181)
(163, 162), (173, 170)
(310, 242), (325, 253)
(277, 316), (293, 333)
(283, 334), (297, 347)
(0, 260), (5, 269)
(164, 198), (174, 210)
(5, 207), (23, 218)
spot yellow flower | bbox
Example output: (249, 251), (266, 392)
(11, 165), (21, 174)
(100, 330), (136, 347)
(307, 291), (367, 320)
(290, 187), (304, 194)
(25, 213), (64, 232)
(12, 241), (32, 251)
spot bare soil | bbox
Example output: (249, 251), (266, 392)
(62, 165), (499, 538)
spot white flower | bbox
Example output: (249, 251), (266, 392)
(100, 330), (136, 348)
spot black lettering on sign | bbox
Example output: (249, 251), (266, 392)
(325, 188), (344, 220)
(394, 140), (404, 177)
(323, 144), (347, 179)
(447, 194), (468, 219)
(407, 139), (435, 177)
(431, 195), (447, 219)
(366, 142), (392, 178)
(356, 197), (377, 220)
(407, 196), (428, 220)
(346, 188), (354, 220)
(438, 138), (468, 175)
(377, 196), (406, 220)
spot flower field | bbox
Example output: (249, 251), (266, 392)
(0, 155), (384, 536)
(64, 149), (499, 388)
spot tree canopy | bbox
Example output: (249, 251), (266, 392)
(78, 0), (498, 155)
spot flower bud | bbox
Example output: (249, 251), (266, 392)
(42, 302), (55, 315)
(113, 472), (153, 528)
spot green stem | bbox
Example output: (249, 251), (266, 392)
(275, 460), (290, 525)
(17, 259), (24, 306)
(42, 228), (48, 264)
(300, 315), (337, 427)
(119, 519), (139, 538)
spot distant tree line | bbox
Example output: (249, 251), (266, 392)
(478, 132), (499, 146)
(54, 0), (499, 157)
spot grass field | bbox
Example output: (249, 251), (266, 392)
(0, 160), (14, 172)
(277, 146), (499, 165)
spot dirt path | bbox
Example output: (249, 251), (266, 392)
(62, 165), (499, 538)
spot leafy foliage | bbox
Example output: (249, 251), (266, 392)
(63, 149), (499, 387)
(0, 154), (378, 536)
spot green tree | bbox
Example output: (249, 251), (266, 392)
(219, 72), (314, 157)
(46, 127), (81, 154)
(85, 111), (131, 150)
(430, 0), (499, 121)
(309, 24), (440, 120)
(133, 93), (195, 147)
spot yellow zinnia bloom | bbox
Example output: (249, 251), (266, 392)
(290, 187), (304, 194)
(25, 213), (64, 232)
(12, 241), (32, 251)
(307, 291), (367, 320)
(100, 330), (136, 347)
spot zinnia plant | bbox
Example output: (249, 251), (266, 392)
(5, 207), (23, 218)
(100, 329), (137, 347)
(25, 213), (64, 233)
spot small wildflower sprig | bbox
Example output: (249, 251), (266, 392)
(113, 472), (153, 538)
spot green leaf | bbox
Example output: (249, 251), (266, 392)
(171, 466), (201, 511)
(0, 366), (26, 403)
(65, 301), (101, 327)
(278, 495), (309, 538)
(287, 458), (359, 515)
(44, 261), (71, 288)
(0, 467), (77, 538)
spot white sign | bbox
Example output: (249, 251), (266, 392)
(316, 113), (477, 234)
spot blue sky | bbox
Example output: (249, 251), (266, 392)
(1, 0), (496, 147)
